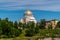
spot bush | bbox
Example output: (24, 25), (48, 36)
(7, 27), (21, 38)
(25, 29), (35, 37)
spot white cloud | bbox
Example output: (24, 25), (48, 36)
(0, 0), (60, 11)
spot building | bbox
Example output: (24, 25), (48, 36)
(45, 19), (58, 29)
(20, 9), (37, 24)
(19, 9), (58, 29)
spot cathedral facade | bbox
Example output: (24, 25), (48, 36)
(20, 9), (37, 24)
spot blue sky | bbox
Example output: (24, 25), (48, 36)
(0, 0), (60, 21)
(0, 0), (60, 11)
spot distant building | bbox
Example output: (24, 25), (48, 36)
(19, 9), (58, 29)
(20, 9), (37, 24)
(45, 19), (58, 29)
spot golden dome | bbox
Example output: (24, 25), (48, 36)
(25, 9), (32, 15)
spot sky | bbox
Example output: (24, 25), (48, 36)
(0, 0), (60, 21)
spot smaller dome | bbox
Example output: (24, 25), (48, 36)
(25, 9), (32, 15)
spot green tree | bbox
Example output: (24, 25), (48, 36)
(18, 22), (23, 29)
(25, 22), (36, 37)
(27, 21), (35, 29)
(0, 27), (2, 37)
(0, 18), (21, 38)
(35, 26), (39, 34)
(8, 27), (21, 38)
(25, 29), (35, 37)
(20, 23), (27, 29)
(5, 18), (9, 22)
(14, 21), (18, 29)
(39, 19), (46, 29)
(57, 21), (60, 28)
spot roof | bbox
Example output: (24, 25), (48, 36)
(24, 9), (32, 15)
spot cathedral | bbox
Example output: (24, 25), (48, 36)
(20, 9), (37, 24)
(19, 9), (59, 29)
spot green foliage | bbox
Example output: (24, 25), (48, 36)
(25, 27), (40, 37)
(25, 29), (35, 37)
(0, 27), (2, 36)
(22, 23), (27, 29)
(35, 26), (39, 33)
(25, 22), (35, 37)
(0, 18), (60, 38)
(39, 19), (46, 29)
(0, 18), (22, 38)
(39, 29), (60, 38)
(57, 21), (60, 28)
(14, 21), (18, 29)
(27, 21), (35, 29)
(7, 27), (21, 38)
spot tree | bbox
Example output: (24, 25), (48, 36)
(5, 18), (9, 22)
(0, 27), (2, 37)
(25, 22), (36, 37)
(57, 21), (60, 28)
(22, 23), (27, 29)
(14, 21), (18, 29)
(35, 26), (39, 34)
(39, 19), (46, 29)
(8, 27), (21, 38)
(27, 21), (35, 29)
(25, 29), (35, 37)
(0, 18), (21, 38)
(18, 22), (23, 29)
